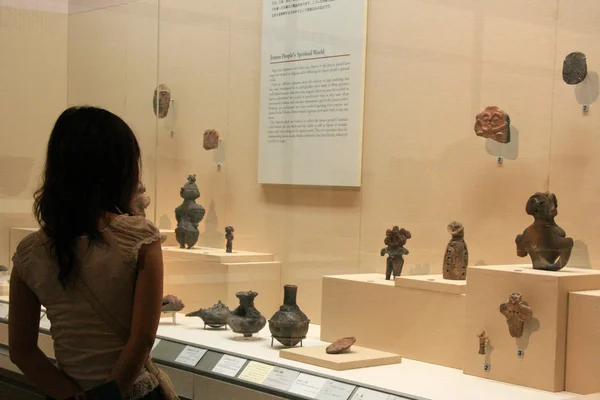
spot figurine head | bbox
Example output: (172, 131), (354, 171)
(525, 192), (558, 220)
(180, 175), (200, 200)
(225, 226), (234, 235)
(385, 226), (412, 247)
(187, 174), (196, 184)
(153, 84), (171, 118)
(474, 106), (511, 144)
(447, 221), (464, 238)
(508, 292), (523, 304)
(563, 52), (587, 85)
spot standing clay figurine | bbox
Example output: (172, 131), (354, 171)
(515, 192), (573, 271)
(161, 295), (185, 312)
(499, 293), (533, 338)
(131, 183), (151, 217)
(186, 301), (231, 329)
(380, 226), (411, 280)
(225, 226), (234, 253)
(228, 291), (267, 337)
(203, 129), (220, 150)
(478, 331), (489, 355)
(268, 285), (310, 347)
(153, 84), (171, 118)
(563, 52), (587, 85)
(175, 175), (206, 249)
(443, 222), (468, 280)
(474, 106), (511, 144)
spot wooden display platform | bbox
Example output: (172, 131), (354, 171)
(395, 273), (466, 294)
(280, 345), (402, 371)
(320, 273), (466, 369)
(464, 265), (600, 392)
(566, 290), (600, 395)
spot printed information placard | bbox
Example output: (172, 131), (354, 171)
(174, 346), (207, 367)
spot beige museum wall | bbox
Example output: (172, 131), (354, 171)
(0, 6), (68, 266)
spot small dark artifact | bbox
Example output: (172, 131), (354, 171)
(443, 221), (468, 280)
(131, 183), (151, 217)
(563, 52), (587, 85)
(380, 226), (411, 280)
(268, 285), (310, 347)
(225, 226), (235, 253)
(0, 265), (8, 272)
(326, 337), (356, 355)
(175, 175), (206, 249)
(515, 192), (573, 271)
(186, 301), (231, 329)
(203, 129), (220, 150)
(474, 106), (511, 144)
(499, 293), (533, 338)
(153, 84), (171, 118)
(228, 291), (267, 337)
(478, 331), (489, 355)
(161, 295), (185, 312)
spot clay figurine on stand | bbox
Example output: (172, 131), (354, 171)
(478, 331), (489, 355)
(153, 84), (171, 118)
(474, 106), (511, 144)
(203, 129), (220, 150)
(443, 221), (468, 280)
(228, 291), (267, 338)
(515, 192), (573, 271)
(380, 226), (411, 280)
(131, 184), (167, 244)
(175, 175), (206, 249)
(186, 301), (231, 330)
(499, 292), (533, 338)
(563, 52), (587, 85)
(161, 295), (184, 324)
(225, 226), (234, 253)
(326, 337), (356, 354)
(268, 285), (310, 347)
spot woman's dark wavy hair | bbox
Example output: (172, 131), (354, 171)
(34, 106), (141, 286)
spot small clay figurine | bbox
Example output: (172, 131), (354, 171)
(228, 291), (267, 337)
(131, 183), (151, 217)
(153, 84), (171, 118)
(478, 331), (489, 355)
(175, 175), (206, 249)
(380, 226), (411, 280)
(443, 221), (468, 280)
(515, 192), (573, 271)
(499, 293), (533, 338)
(203, 129), (220, 150)
(161, 295), (185, 313)
(225, 226), (234, 253)
(474, 106), (511, 144)
(186, 301), (231, 329)
(563, 52), (587, 85)
(326, 337), (356, 354)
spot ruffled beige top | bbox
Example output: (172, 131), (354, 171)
(12, 215), (161, 399)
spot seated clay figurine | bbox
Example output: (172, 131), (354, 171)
(515, 192), (573, 271)
(380, 226), (411, 280)
(474, 106), (510, 144)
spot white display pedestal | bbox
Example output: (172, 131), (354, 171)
(320, 273), (466, 369)
(464, 265), (600, 392)
(280, 345), (402, 371)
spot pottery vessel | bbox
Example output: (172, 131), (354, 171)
(161, 294), (185, 312)
(175, 175), (206, 249)
(499, 292), (533, 338)
(186, 301), (231, 328)
(380, 226), (411, 280)
(474, 106), (511, 143)
(563, 52), (587, 85)
(443, 221), (468, 280)
(228, 291), (267, 337)
(268, 285), (310, 347)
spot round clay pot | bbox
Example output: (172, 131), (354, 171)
(228, 291), (266, 337)
(268, 285), (310, 347)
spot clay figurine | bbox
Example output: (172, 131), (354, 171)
(478, 331), (489, 355)
(268, 285), (310, 347)
(152, 84), (171, 118)
(443, 221), (468, 280)
(228, 291), (267, 337)
(225, 226), (234, 253)
(326, 337), (356, 354)
(175, 175), (206, 249)
(186, 301), (231, 329)
(474, 106), (511, 144)
(515, 192), (573, 271)
(563, 52), (587, 85)
(161, 295), (185, 313)
(131, 183), (151, 217)
(499, 292), (533, 338)
(380, 226), (411, 280)
(203, 129), (220, 150)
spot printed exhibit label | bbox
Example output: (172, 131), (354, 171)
(317, 380), (356, 400)
(174, 346), (207, 367)
(263, 367), (300, 391)
(212, 354), (247, 377)
(288, 373), (328, 398)
(350, 388), (402, 400)
(0, 303), (9, 319)
(39, 313), (51, 330)
(152, 339), (161, 351)
(238, 361), (275, 384)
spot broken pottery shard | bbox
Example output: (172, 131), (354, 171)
(186, 301), (231, 328)
(203, 129), (220, 150)
(326, 337), (356, 354)
(478, 331), (489, 355)
(499, 293), (533, 338)
(153, 84), (171, 118)
(474, 106), (511, 144)
(443, 221), (468, 280)
(563, 52), (587, 85)
(161, 295), (185, 312)
(380, 226), (411, 280)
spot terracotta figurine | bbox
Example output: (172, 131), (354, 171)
(203, 129), (220, 150)
(563, 52), (587, 85)
(326, 337), (356, 354)
(228, 291), (267, 337)
(515, 192), (573, 271)
(153, 84), (171, 118)
(474, 106), (511, 144)
(225, 226), (234, 253)
(268, 285), (310, 347)
(443, 221), (468, 280)
(499, 293), (533, 338)
(161, 295), (185, 313)
(380, 226), (411, 280)
(478, 331), (489, 355)
(175, 175), (206, 249)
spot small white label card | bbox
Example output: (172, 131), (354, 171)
(238, 361), (274, 384)
(288, 373), (328, 398)
(317, 380), (356, 400)
(152, 339), (161, 352)
(263, 367), (300, 391)
(174, 346), (207, 367)
(350, 388), (391, 400)
(39, 313), (51, 330)
(212, 354), (247, 377)
(0, 303), (9, 319)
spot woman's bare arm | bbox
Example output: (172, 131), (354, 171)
(8, 268), (82, 400)
(108, 239), (164, 395)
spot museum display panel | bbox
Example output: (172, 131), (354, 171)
(2, 0), (600, 399)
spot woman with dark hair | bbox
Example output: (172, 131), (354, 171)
(8, 107), (164, 399)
